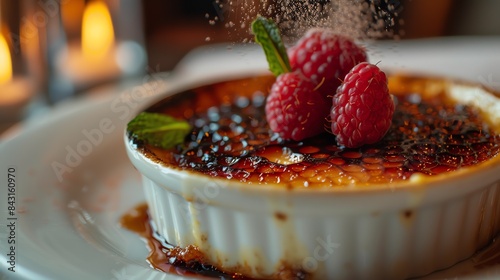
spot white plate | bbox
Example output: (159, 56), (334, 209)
(1, 38), (500, 280)
(0, 76), (186, 280)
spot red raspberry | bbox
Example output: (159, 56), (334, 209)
(330, 62), (394, 148)
(288, 29), (367, 97)
(266, 72), (331, 141)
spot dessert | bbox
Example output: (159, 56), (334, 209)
(124, 18), (500, 280)
(130, 74), (500, 186)
(124, 73), (500, 279)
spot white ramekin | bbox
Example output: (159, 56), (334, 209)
(125, 74), (500, 280)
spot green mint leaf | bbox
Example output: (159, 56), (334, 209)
(127, 112), (192, 149)
(251, 16), (291, 77)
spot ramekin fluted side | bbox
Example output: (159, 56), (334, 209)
(140, 169), (500, 280)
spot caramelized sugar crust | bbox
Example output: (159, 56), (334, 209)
(136, 75), (500, 188)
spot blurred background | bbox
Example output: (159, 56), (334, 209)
(0, 0), (499, 133)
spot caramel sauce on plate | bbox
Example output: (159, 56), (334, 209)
(120, 203), (244, 279)
(120, 204), (307, 280)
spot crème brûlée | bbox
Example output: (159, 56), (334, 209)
(125, 73), (500, 280)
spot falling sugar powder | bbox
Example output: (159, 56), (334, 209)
(207, 0), (403, 45)
(201, 0), (404, 70)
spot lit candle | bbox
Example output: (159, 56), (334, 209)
(0, 33), (33, 119)
(56, 1), (121, 88)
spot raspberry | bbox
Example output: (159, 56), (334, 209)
(288, 29), (367, 97)
(266, 72), (330, 141)
(330, 62), (394, 148)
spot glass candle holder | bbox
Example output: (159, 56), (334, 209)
(53, 0), (147, 95)
(0, 0), (42, 131)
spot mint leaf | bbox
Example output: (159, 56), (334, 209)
(127, 112), (192, 149)
(251, 16), (291, 77)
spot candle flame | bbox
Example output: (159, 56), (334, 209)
(81, 1), (114, 61)
(0, 33), (12, 84)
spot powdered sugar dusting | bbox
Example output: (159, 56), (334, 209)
(207, 0), (403, 44)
